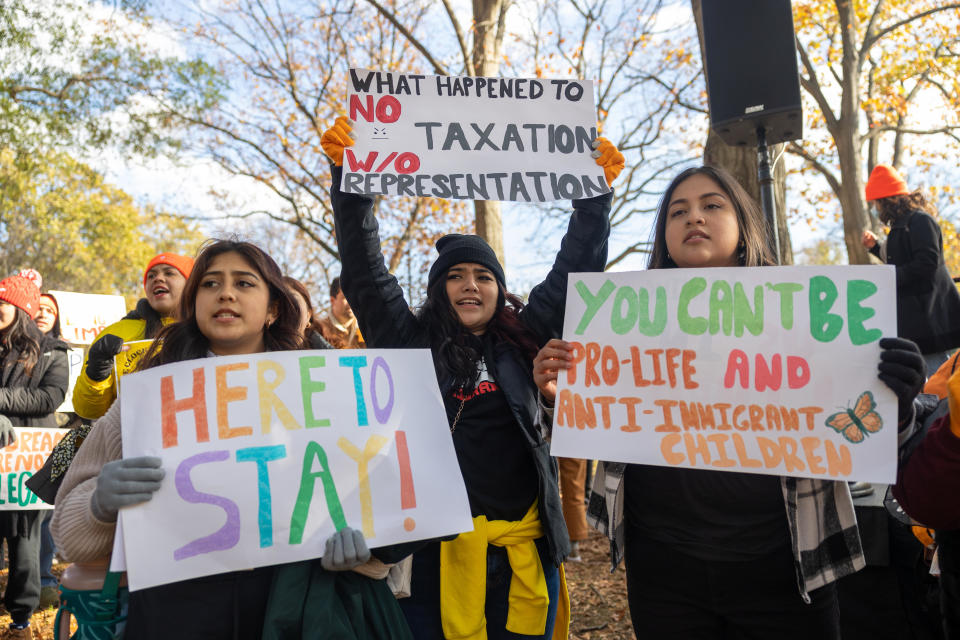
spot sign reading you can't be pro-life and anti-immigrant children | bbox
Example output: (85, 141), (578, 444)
(549, 266), (899, 484)
(341, 68), (608, 203)
(118, 349), (472, 592)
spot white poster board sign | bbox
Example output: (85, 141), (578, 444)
(342, 68), (607, 202)
(57, 347), (87, 413)
(550, 266), (899, 483)
(119, 349), (472, 591)
(48, 290), (127, 345)
(0, 428), (67, 510)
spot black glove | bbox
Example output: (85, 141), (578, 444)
(85, 334), (124, 382)
(877, 337), (926, 422)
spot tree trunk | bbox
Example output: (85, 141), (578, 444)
(471, 0), (506, 265)
(835, 0), (871, 265)
(692, 0), (793, 265)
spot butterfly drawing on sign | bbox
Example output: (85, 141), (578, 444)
(824, 390), (883, 444)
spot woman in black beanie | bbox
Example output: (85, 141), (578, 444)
(322, 116), (623, 639)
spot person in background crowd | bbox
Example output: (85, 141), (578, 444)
(895, 365), (960, 639)
(282, 276), (333, 350)
(72, 253), (193, 421)
(0, 274), (69, 639)
(861, 164), (960, 374)
(35, 293), (61, 339)
(322, 115), (623, 640)
(317, 276), (365, 349)
(557, 458), (588, 563)
(533, 165), (927, 640)
(52, 240), (411, 640)
(26, 276), (64, 610)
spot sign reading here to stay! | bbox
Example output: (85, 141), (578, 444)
(342, 68), (607, 202)
(549, 266), (899, 483)
(119, 349), (472, 591)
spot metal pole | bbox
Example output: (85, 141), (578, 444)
(756, 126), (780, 265)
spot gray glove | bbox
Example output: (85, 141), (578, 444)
(321, 527), (370, 571)
(0, 415), (15, 448)
(90, 456), (165, 523)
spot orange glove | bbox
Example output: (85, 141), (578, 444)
(321, 116), (355, 167)
(591, 137), (625, 186)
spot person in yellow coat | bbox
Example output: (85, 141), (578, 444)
(71, 253), (193, 420)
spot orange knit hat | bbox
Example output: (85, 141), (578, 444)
(865, 164), (909, 201)
(143, 253), (194, 288)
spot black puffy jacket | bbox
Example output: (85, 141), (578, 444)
(0, 333), (69, 427)
(330, 164), (612, 566)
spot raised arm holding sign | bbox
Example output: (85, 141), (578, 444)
(541, 165), (926, 640)
(323, 89), (622, 639)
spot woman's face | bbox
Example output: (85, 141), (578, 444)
(444, 262), (499, 335)
(0, 302), (16, 332)
(664, 173), (741, 269)
(145, 264), (187, 318)
(195, 251), (277, 356)
(35, 297), (57, 334)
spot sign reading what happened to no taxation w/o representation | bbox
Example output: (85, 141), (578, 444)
(342, 68), (608, 202)
(549, 266), (899, 484)
(119, 349), (472, 591)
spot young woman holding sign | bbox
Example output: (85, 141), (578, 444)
(532, 166), (928, 639)
(321, 116), (623, 640)
(52, 240), (412, 640)
(0, 274), (69, 639)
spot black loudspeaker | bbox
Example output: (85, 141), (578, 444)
(701, 0), (803, 146)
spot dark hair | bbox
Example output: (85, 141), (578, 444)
(875, 190), (937, 225)
(140, 240), (303, 369)
(38, 293), (62, 339)
(283, 276), (324, 338)
(329, 276), (342, 299)
(647, 166), (775, 269)
(0, 307), (45, 376)
(416, 274), (539, 391)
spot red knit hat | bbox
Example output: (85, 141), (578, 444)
(143, 253), (195, 288)
(0, 275), (41, 318)
(865, 164), (909, 201)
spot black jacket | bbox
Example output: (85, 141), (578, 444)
(870, 209), (960, 354)
(0, 333), (69, 427)
(330, 164), (612, 566)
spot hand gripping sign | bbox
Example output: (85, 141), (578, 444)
(342, 68), (608, 202)
(550, 265), (900, 484)
(118, 349), (472, 591)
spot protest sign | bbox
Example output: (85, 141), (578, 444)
(0, 428), (67, 510)
(119, 349), (472, 591)
(114, 340), (153, 394)
(57, 346), (87, 413)
(342, 68), (607, 202)
(48, 290), (127, 345)
(549, 266), (899, 483)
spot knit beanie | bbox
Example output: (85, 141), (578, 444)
(0, 275), (41, 318)
(865, 164), (909, 202)
(144, 253), (195, 287)
(427, 234), (506, 290)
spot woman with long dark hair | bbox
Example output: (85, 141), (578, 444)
(52, 240), (411, 640)
(534, 165), (927, 639)
(321, 116), (623, 639)
(0, 274), (69, 639)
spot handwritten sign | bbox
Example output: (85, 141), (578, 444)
(118, 349), (472, 591)
(114, 340), (153, 395)
(48, 290), (127, 346)
(342, 69), (607, 202)
(549, 266), (898, 483)
(0, 428), (67, 510)
(57, 347), (87, 413)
